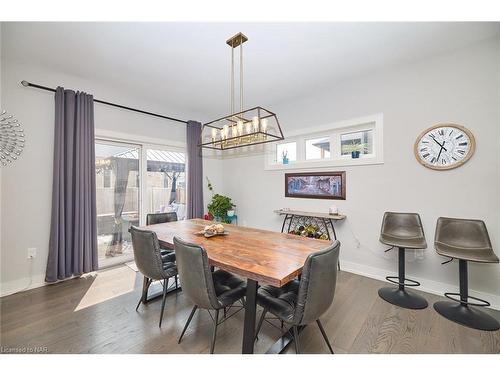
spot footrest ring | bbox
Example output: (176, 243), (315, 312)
(385, 276), (421, 287)
(444, 292), (491, 307)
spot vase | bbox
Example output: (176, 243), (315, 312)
(351, 151), (360, 158)
(227, 210), (235, 217)
(283, 158), (289, 164)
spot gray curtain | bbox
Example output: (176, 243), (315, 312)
(186, 120), (204, 219)
(107, 157), (138, 256)
(46, 87), (98, 282)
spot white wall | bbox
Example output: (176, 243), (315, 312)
(0, 54), (222, 296)
(221, 38), (500, 307)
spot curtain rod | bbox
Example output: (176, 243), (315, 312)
(21, 80), (188, 124)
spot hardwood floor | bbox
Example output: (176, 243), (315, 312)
(1, 265), (499, 354)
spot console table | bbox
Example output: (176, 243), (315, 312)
(274, 209), (346, 241)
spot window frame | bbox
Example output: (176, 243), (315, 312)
(265, 113), (383, 170)
(305, 135), (333, 161)
(338, 126), (376, 160)
(275, 141), (298, 164)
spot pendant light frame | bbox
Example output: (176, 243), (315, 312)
(199, 33), (284, 150)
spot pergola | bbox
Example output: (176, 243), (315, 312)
(95, 149), (185, 254)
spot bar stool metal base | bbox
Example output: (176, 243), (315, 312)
(434, 301), (500, 331)
(378, 247), (428, 310)
(378, 287), (428, 310)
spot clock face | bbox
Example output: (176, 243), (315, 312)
(414, 124), (475, 170)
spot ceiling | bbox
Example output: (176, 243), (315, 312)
(2, 22), (500, 120)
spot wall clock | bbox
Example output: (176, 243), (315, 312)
(414, 123), (475, 170)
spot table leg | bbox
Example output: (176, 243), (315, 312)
(144, 279), (181, 303)
(265, 325), (305, 354)
(322, 218), (331, 240)
(242, 279), (258, 354)
(328, 219), (337, 240)
(287, 215), (295, 234)
(281, 214), (289, 233)
(328, 219), (340, 270)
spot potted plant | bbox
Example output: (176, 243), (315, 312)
(207, 194), (236, 224)
(342, 142), (367, 159)
(206, 177), (236, 223)
(282, 150), (289, 164)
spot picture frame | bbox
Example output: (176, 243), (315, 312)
(285, 171), (346, 200)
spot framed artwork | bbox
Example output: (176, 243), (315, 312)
(285, 171), (346, 200)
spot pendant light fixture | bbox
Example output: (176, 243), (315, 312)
(199, 32), (284, 150)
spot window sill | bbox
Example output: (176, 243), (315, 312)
(264, 157), (384, 170)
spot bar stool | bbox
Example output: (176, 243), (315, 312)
(433, 217), (499, 331)
(378, 212), (428, 309)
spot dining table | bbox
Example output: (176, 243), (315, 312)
(145, 218), (333, 354)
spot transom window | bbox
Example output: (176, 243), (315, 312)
(306, 137), (331, 160)
(340, 129), (374, 156)
(265, 114), (383, 170)
(276, 142), (297, 163)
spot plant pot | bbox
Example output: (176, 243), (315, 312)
(351, 151), (360, 159)
(227, 210), (235, 217)
(283, 158), (289, 164)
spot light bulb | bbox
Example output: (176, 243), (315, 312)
(252, 116), (259, 132)
(237, 120), (244, 135)
(223, 124), (229, 139)
(211, 128), (217, 140)
(245, 122), (252, 134)
(261, 118), (268, 133)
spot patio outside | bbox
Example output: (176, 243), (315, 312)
(95, 144), (186, 267)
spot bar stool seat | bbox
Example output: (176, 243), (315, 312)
(378, 212), (428, 310)
(435, 243), (499, 264)
(433, 217), (499, 331)
(380, 233), (427, 250)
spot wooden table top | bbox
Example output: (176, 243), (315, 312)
(144, 219), (333, 287)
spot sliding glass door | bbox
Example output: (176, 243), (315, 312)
(94, 140), (186, 269)
(145, 148), (187, 220)
(95, 140), (141, 268)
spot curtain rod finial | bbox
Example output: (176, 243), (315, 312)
(21, 80), (29, 87)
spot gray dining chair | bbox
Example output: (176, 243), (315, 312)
(254, 240), (340, 354)
(173, 236), (247, 354)
(130, 226), (178, 328)
(146, 212), (178, 226)
(146, 212), (179, 287)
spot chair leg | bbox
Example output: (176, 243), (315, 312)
(175, 275), (178, 289)
(292, 325), (300, 354)
(316, 319), (334, 354)
(136, 276), (150, 311)
(159, 278), (169, 328)
(210, 309), (219, 354)
(178, 305), (198, 343)
(254, 308), (268, 340)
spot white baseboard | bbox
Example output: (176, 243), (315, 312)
(0, 274), (47, 297)
(340, 259), (500, 311)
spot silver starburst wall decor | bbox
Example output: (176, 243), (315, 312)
(0, 110), (25, 166)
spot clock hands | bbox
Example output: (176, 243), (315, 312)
(429, 135), (448, 163)
(431, 136), (448, 152)
(437, 141), (445, 162)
